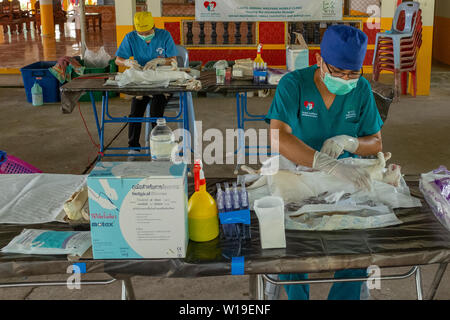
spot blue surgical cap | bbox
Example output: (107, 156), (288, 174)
(320, 25), (368, 71)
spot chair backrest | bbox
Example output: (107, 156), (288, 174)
(176, 45), (189, 68)
(11, 0), (21, 14)
(2, 1), (11, 14)
(392, 1), (420, 34)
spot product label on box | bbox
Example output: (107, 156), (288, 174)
(87, 162), (187, 259)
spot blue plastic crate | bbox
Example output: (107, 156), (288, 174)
(20, 61), (61, 104)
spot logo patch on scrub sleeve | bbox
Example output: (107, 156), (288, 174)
(156, 47), (165, 56)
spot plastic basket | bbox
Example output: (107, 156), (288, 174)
(73, 58), (118, 102)
(0, 151), (42, 174)
(20, 61), (61, 104)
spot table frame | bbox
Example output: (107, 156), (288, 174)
(88, 91), (190, 159)
(1, 263), (448, 300)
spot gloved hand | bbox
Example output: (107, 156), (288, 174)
(312, 151), (372, 191)
(169, 58), (178, 70)
(321, 135), (359, 159)
(143, 58), (167, 71)
(123, 59), (142, 70)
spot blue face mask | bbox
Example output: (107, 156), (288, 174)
(321, 62), (359, 95)
(138, 33), (155, 42)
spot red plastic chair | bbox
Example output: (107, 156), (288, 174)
(372, 8), (422, 99)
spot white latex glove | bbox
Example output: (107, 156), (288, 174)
(312, 151), (372, 191)
(123, 59), (142, 70)
(143, 58), (167, 71)
(321, 135), (359, 159)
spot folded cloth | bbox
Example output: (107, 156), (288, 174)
(49, 56), (85, 84)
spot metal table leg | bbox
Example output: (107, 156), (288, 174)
(427, 263), (448, 300)
(415, 266), (423, 300)
(121, 278), (136, 300)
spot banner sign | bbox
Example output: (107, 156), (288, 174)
(196, 0), (343, 21)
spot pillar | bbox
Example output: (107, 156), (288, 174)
(380, 0), (435, 95)
(42, 36), (57, 61)
(414, 0), (435, 95)
(30, 0), (37, 12)
(433, 0), (450, 65)
(146, 0), (163, 28)
(40, 0), (55, 37)
(62, 0), (69, 11)
(115, 0), (136, 48)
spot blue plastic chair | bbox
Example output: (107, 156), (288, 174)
(144, 45), (197, 152)
(373, 1), (420, 69)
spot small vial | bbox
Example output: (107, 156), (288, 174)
(223, 183), (234, 239)
(232, 182), (241, 239)
(241, 182), (251, 240)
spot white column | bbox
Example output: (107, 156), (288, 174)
(115, 0), (136, 28)
(146, 0), (162, 16)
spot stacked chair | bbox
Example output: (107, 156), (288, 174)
(372, 1), (422, 99)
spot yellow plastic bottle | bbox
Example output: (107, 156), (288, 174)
(188, 160), (219, 242)
(254, 43), (264, 65)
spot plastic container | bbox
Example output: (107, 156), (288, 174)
(20, 61), (61, 104)
(188, 160), (219, 242)
(0, 151), (42, 174)
(74, 58), (118, 102)
(189, 61), (203, 71)
(150, 118), (176, 161)
(31, 82), (43, 106)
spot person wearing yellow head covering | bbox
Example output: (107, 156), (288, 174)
(115, 12), (178, 160)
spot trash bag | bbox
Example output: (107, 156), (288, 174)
(84, 46), (111, 69)
(370, 80), (394, 123)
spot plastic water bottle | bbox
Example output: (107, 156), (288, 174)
(150, 118), (175, 161)
(31, 82), (43, 106)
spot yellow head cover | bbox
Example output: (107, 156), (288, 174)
(134, 12), (155, 32)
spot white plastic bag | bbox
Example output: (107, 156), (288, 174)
(1, 229), (91, 256)
(84, 46), (111, 68)
(420, 166), (450, 232)
(114, 68), (192, 87)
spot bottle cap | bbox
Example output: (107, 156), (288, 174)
(156, 118), (166, 126)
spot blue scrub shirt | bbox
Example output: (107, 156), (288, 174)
(115, 29), (178, 66)
(265, 65), (383, 159)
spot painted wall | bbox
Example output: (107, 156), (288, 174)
(433, 0), (450, 65)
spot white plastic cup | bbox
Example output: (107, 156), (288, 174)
(254, 196), (286, 249)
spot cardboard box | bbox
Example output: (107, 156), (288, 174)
(87, 162), (188, 259)
(286, 33), (310, 72)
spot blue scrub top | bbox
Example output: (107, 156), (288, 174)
(265, 65), (383, 159)
(115, 29), (178, 67)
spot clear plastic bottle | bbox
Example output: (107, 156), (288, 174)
(150, 118), (175, 161)
(31, 82), (43, 106)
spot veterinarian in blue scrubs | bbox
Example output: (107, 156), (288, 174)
(265, 25), (384, 300)
(115, 11), (178, 159)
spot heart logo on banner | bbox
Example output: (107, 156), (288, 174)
(204, 1), (217, 10)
